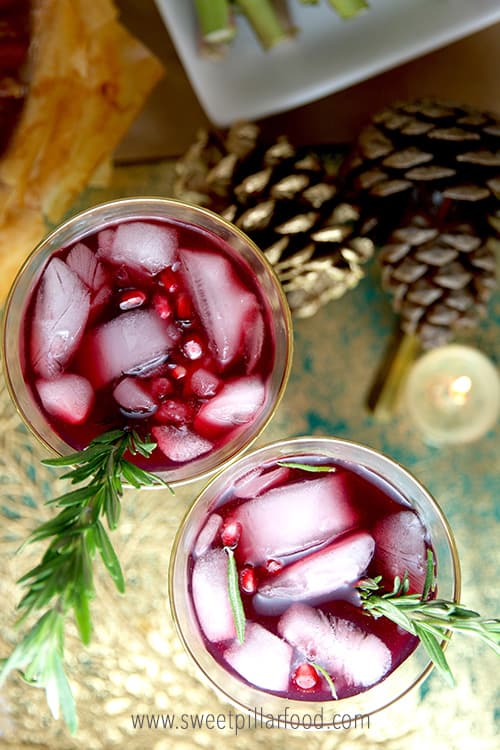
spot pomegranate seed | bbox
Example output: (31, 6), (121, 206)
(170, 364), (187, 381)
(155, 400), (192, 425)
(160, 267), (179, 293)
(153, 293), (172, 320)
(183, 337), (203, 361)
(292, 663), (320, 692)
(176, 293), (192, 320)
(265, 559), (283, 575)
(221, 520), (242, 548)
(150, 377), (173, 401)
(240, 566), (257, 594)
(119, 289), (146, 311)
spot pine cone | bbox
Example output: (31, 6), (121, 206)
(175, 122), (374, 317)
(343, 98), (499, 347)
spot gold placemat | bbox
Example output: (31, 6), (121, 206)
(0, 162), (498, 749)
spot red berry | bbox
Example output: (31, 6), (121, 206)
(265, 559), (283, 575)
(169, 364), (187, 381)
(183, 337), (203, 361)
(221, 520), (242, 548)
(160, 268), (179, 293)
(119, 289), (146, 311)
(153, 293), (172, 320)
(292, 663), (320, 692)
(176, 293), (192, 320)
(239, 566), (257, 594)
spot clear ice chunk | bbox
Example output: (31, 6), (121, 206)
(36, 374), (94, 425)
(192, 549), (236, 643)
(232, 466), (291, 500)
(180, 248), (257, 368)
(66, 242), (107, 291)
(254, 531), (375, 615)
(80, 310), (175, 388)
(97, 221), (177, 275)
(152, 425), (212, 463)
(31, 258), (90, 379)
(193, 514), (223, 559)
(224, 622), (292, 692)
(194, 377), (265, 438)
(278, 603), (392, 688)
(372, 510), (428, 594)
(112, 377), (157, 417)
(230, 473), (360, 565)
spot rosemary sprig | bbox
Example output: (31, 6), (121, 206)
(0, 428), (169, 734)
(277, 460), (336, 472)
(358, 550), (500, 686)
(225, 546), (246, 643)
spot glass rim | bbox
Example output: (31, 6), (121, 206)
(168, 434), (461, 724)
(1, 196), (294, 488)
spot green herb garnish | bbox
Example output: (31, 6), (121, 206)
(277, 461), (336, 473)
(310, 661), (338, 699)
(358, 550), (500, 686)
(225, 546), (246, 643)
(0, 429), (170, 733)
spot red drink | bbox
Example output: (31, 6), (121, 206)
(3, 199), (292, 483)
(170, 438), (459, 722)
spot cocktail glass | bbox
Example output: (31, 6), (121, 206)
(169, 436), (460, 726)
(2, 197), (293, 486)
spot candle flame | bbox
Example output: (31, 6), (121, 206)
(449, 375), (472, 405)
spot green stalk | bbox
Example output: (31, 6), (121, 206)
(194, 0), (236, 44)
(235, 0), (292, 49)
(328, 0), (369, 19)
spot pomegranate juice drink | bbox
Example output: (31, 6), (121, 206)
(170, 438), (459, 722)
(3, 199), (292, 483)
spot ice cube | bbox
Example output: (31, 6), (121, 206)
(192, 549), (236, 643)
(194, 377), (265, 438)
(278, 604), (391, 688)
(224, 622), (292, 692)
(193, 513), (223, 559)
(372, 511), (428, 594)
(31, 258), (90, 379)
(254, 531), (375, 615)
(232, 465), (291, 500)
(242, 303), (265, 373)
(278, 603), (337, 668)
(152, 425), (212, 463)
(188, 368), (221, 398)
(231, 473), (360, 565)
(97, 221), (177, 276)
(79, 310), (176, 389)
(180, 248), (258, 368)
(112, 377), (157, 417)
(36, 374), (94, 425)
(328, 617), (392, 688)
(66, 242), (107, 291)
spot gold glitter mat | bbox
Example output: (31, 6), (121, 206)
(0, 162), (498, 750)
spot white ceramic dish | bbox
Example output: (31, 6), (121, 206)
(154, 0), (500, 126)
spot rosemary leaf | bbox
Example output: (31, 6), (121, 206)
(225, 546), (246, 643)
(277, 460), (336, 472)
(310, 661), (337, 698)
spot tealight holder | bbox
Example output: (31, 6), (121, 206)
(404, 345), (500, 445)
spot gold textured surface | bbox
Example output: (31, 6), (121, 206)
(0, 161), (498, 749)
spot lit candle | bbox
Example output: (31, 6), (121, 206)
(404, 345), (500, 445)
